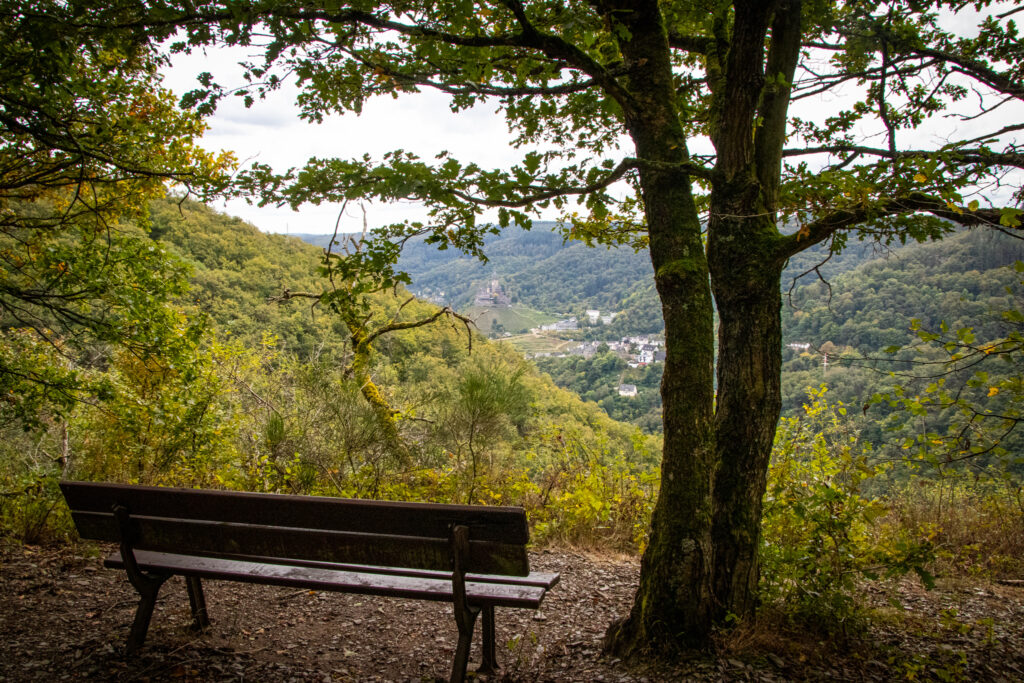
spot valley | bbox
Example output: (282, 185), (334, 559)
(298, 224), (1024, 450)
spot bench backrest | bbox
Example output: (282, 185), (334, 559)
(60, 481), (530, 576)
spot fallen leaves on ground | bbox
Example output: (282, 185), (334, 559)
(1, 541), (1022, 681)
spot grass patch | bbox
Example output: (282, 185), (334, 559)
(464, 305), (557, 335)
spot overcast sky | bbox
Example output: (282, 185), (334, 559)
(161, 6), (1020, 236)
(164, 49), (545, 235)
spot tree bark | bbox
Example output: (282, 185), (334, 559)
(706, 0), (801, 621)
(605, 0), (799, 650)
(342, 312), (412, 466)
(707, 185), (786, 622)
(604, 1), (718, 655)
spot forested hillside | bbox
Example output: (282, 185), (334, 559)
(298, 223), (888, 326)
(782, 229), (1024, 455)
(297, 225), (656, 316)
(783, 230), (1024, 354)
(151, 201), (345, 358)
(2, 200), (661, 550)
(417, 225), (1022, 449)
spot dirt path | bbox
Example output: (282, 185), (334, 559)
(2, 541), (1023, 681)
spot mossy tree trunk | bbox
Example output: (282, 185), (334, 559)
(605, 1), (718, 653)
(708, 205), (786, 622)
(342, 313), (411, 466)
(706, 0), (802, 622)
(607, 0), (800, 653)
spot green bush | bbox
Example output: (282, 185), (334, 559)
(760, 387), (934, 631)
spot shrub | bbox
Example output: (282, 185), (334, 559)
(760, 387), (934, 631)
(888, 472), (1024, 578)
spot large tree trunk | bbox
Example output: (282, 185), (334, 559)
(605, 175), (717, 653)
(703, 0), (793, 625)
(605, 0), (798, 653)
(604, 1), (718, 655)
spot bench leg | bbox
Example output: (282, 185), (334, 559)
(186, 576), (210, 630)
(126, 575), (168, 655)
(477, 605), (498, 675)
(450, 605), (479, 683)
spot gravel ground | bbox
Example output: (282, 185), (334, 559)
(2, 541), (1023, 681)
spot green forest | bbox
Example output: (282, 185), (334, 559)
(3, 0), (1024, 676)
(2, 198), (662, 550)
(384, 224), (1024, 454)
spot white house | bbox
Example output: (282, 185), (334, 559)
(618, 384), (638, 397)
(554, 317), (578, 331)
(638, 344), (657, 364)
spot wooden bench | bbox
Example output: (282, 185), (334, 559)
(59, 481), (559, 682)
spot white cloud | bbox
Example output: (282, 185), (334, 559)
(164, 47), (526, 234)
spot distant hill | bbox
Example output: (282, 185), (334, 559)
(295, 223), (890, 336)
(295, 224), (654, 321)
(783, 229), (1024, 351)
(781, 228), (1024, 416)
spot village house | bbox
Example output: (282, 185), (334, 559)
(638, 344), (657, 364)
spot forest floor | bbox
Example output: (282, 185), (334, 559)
(2, 540), (1023, 682)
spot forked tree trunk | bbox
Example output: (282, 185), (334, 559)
(604, 0), (795, 655)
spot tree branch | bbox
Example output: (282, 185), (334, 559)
(446, 156), (710, 209)
(898, 42), (1024, 102)
(666, 31), (714, 53)
(754, 0), (803, 203)
(497, 0), (635, 109)
(782, 144), (1024, 170)
(779, 192), (1011, 259)
(363, 305), (474, 348)
(332, 44), (615, 98)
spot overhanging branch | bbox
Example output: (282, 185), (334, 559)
(783, 143), (1024, 170)
(447, 156), (710, 208)
(780, 192), (1013, 259)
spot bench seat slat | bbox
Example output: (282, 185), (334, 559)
(220, 555), (561, 591)
(105, 550), (550, 609)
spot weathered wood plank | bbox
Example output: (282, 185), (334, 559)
(209, 555), (561, 590)
(105, 550), (548, 609)
(61, 481), (528, 544)
(72, 510), (530, 576)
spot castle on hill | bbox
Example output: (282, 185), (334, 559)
(474, 279), (511, 307)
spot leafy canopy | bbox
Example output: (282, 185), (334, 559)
(67, 1), (1020, 258)
(0, 1), (232, 423)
